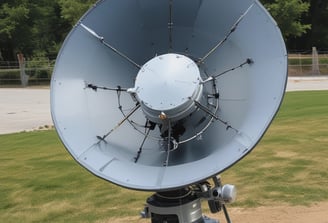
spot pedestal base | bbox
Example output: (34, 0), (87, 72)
(146, 189), (218, 223)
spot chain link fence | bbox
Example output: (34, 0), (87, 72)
(1, 51), (327, 87)
(288, 49), (328, 76)
(0, 58), (54, 86)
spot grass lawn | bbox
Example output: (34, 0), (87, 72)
(224, 90), (328, 207)
(0, 91), (327, 222)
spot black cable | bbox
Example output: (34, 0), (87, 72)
(85, 83), (127, 92)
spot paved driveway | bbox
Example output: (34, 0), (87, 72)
(0, 88), (52, 134)
(1, 76), (327, 134)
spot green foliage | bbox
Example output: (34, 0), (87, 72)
(0, 0), (327, 61)
(0, 69), (21, 85)
(57, 0), (94, 26)
(288, 57), (328, 65)
(308, 0), (328, 49)
(0, 2), (30, 38)
(263, 0), (311, 39)
(0, 0), (71, 61)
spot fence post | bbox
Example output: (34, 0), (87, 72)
(312, 47), (320, 75)
(17, 53), (29, 87)
(298, 53), (303, 75)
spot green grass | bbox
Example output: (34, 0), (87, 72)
(288, 57), (328, 65)
(0, 131), (150, 223)
(224, 91), (328, 207)
(1, 91), (328, 222)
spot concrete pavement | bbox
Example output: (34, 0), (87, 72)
(0, 76), (327, 134)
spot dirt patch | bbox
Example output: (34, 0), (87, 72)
(102, 202), (328, 223)
(275, 150), (298, 158)
(223, 202), (328, 223)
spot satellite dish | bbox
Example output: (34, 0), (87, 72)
(51, 0), (287, 193)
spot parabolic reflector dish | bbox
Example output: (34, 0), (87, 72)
(51, 0), (287, 191)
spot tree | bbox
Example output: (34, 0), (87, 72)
(279, 0), (328, 50)
(28, 0), (71, 59)
(261, 0), (311, 40)
(57, 0), (94, 26)
(1, 0), (326, 61)
(306, 0), (328, 49)
(0, 2), (29, 39)
(0, 1), (30, 61)
(0, 0), (71, 61)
